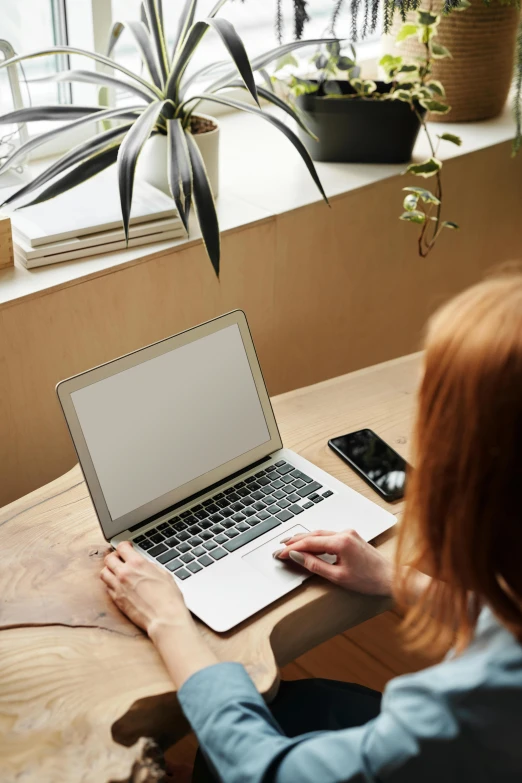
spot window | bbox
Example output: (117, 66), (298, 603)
(1, 0), (379, 162)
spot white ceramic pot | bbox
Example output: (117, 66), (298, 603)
(136, 113), (220, 197)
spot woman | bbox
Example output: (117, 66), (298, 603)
(101, 272), (522, 783)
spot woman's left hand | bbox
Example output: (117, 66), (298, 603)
(101, 541), (193, 639)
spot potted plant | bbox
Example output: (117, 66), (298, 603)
(273, 10), (459, 256)
(0, 0), (333, 276)
(269, 0), (522, 151)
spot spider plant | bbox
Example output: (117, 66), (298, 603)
(0, 0), (333, 276)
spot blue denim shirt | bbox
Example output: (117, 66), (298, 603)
(178, 609), (522, 782)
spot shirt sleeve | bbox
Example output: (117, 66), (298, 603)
(177, 661), (471, 783)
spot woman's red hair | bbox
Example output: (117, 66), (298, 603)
(395, 270), (522, 654)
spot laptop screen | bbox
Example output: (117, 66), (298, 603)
(70, 324), (271, 523)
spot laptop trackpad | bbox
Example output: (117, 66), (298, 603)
(243, 524), (310, 588)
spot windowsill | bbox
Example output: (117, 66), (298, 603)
(0, 103), (516, 309)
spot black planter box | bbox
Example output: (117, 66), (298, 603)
(296, 80), (423, 164)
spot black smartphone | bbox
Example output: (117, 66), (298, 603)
(328, 428), (408, 502)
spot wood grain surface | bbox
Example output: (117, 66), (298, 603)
(0, 352), (421, 783)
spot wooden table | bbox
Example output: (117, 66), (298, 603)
(0, 352), (420, 783)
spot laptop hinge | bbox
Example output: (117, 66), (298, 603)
(128, 455), (272, 533)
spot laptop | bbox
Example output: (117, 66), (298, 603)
(57, 311), (395, 632)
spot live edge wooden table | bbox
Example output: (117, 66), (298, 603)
(0, 353), (420, 783)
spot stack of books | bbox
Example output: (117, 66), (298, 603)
(5, 169), (186, 269)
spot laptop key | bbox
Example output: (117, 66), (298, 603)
(282, 475), (295, 485)
(149, 543), (168, 556)
(204, 540), (218, 551)
(228, 492), (241, 502)
(235, 522), (250, 532)
(207, 504), (219, 514)
(292, 470), (312, 482)
(210, 548), (228, 561)
(177, 531), (190, 542)
(216, 499), (229, 509)
(273, 490), (285, 500)
(277, 499), (291, 509)
(214, 533), (228, 544)
(297, 482), (323, 498)
(232, 513), (246, 522)
(210, 513), (224, 523)
(275, 460), (286, 467)
(166, 559), (184, 572)
(253, 501), (266, 511)
(313, 496), (324, 503)
(323, 490), (333, 498)
(251, 490), (264, 501)
(303, 501), (314, 509)
(270, 479), (284, 490)
(188, 524), (202, 535)
(225, 529), (239, 538)
(267, 471), (279, 481)
(247, 516), (261, 526)
(187, 561), (203, 574)
(173, 568), (191, 580)
(149, 532), (164, 544)
(200, 530), (213, 541)
(157, 548), (180, 564)
(243, 507), (256, 517)
(223, 517), (281, 553)
(165, 536), (180, 547)
(282, 486), (295, 495)
(221, 508), (234, 517)
(198, 555), (214, 567)
(287, 493), (300, 503)
(267, 505), (280, 515)
(192, 546), (206, 557)
(199, 520), (212, 530)
(257, 477), (270, 487)
(276, 464), (294, 475)
(180, 510), (192, 519)
(189, 536), (203, 546)
(158, 522), (169, 531)
(293, 479), (306, 489)
(249, 482), (261, 491)
(140, 540), (154, 550)
(231, 502), (244, 512)
(276, 509), (294, 523)
(289, 504), (304, 515)
(163, 526), (176, 537)
(237, 488), (250, 498)
(260, 487), (274, 497)
(181, 552), (195, 563)
(177, 542), (191, 553)
(211, 524), (224, 534)
(134, 534), (146, 544)
(222, 519), (235, 529)
(257, 510), (270, 520)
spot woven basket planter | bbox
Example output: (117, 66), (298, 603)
(383, 0), (520, 122)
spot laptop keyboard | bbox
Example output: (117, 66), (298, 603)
(132, 460), (334, 581)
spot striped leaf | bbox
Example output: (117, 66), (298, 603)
(185, 131), (220, 276)
(167, 119), (193, 232)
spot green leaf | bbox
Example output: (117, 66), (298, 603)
(431, 43), (452, 59)
(337, 56), (356, 70)
(403, 186), (440, 205)
(403, 193), (419, 211)
(443, 221), (459, 229)
(117, 100), (169, 242)
(185, 131), (221, 276)
(426, 79), (445, 96)
(392, 90), (413, 102)
(326, 41), (341, 57)
(417, 10), (439, 26)
(167, 118), (193, 233)
(453, 0), (471, 9)
(142, 0), (169, 85)
(438, 132), (462, 146)
(324, 80), (343, 95)
(204, 18), (260, 106)
(420, 99), (450, 113)
(172, 0), (197, 59)
(400, 210), (426, 224)
(405, 157), (442, 177)
(273, 53), (299, 72)
(396, 23), (418, 43)
(379, 53), (402, 75)
(398, 64), (418, 73)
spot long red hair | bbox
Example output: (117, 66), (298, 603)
(395, 270), (522, 654)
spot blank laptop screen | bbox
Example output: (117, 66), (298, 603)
(70, 324), (270, 521)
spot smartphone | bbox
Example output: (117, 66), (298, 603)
(328, 428), (408, 501)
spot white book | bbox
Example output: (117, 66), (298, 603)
(5, 168), (177, 248)
(15, 227), (186, 269)
(13, 216), (182, 261)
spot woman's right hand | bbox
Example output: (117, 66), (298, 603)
(274, 529), (394, 596)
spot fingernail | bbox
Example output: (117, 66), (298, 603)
(280, 536), (292, 544)
(289, 551), (305, 565)
(272, 548), (284, 559)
